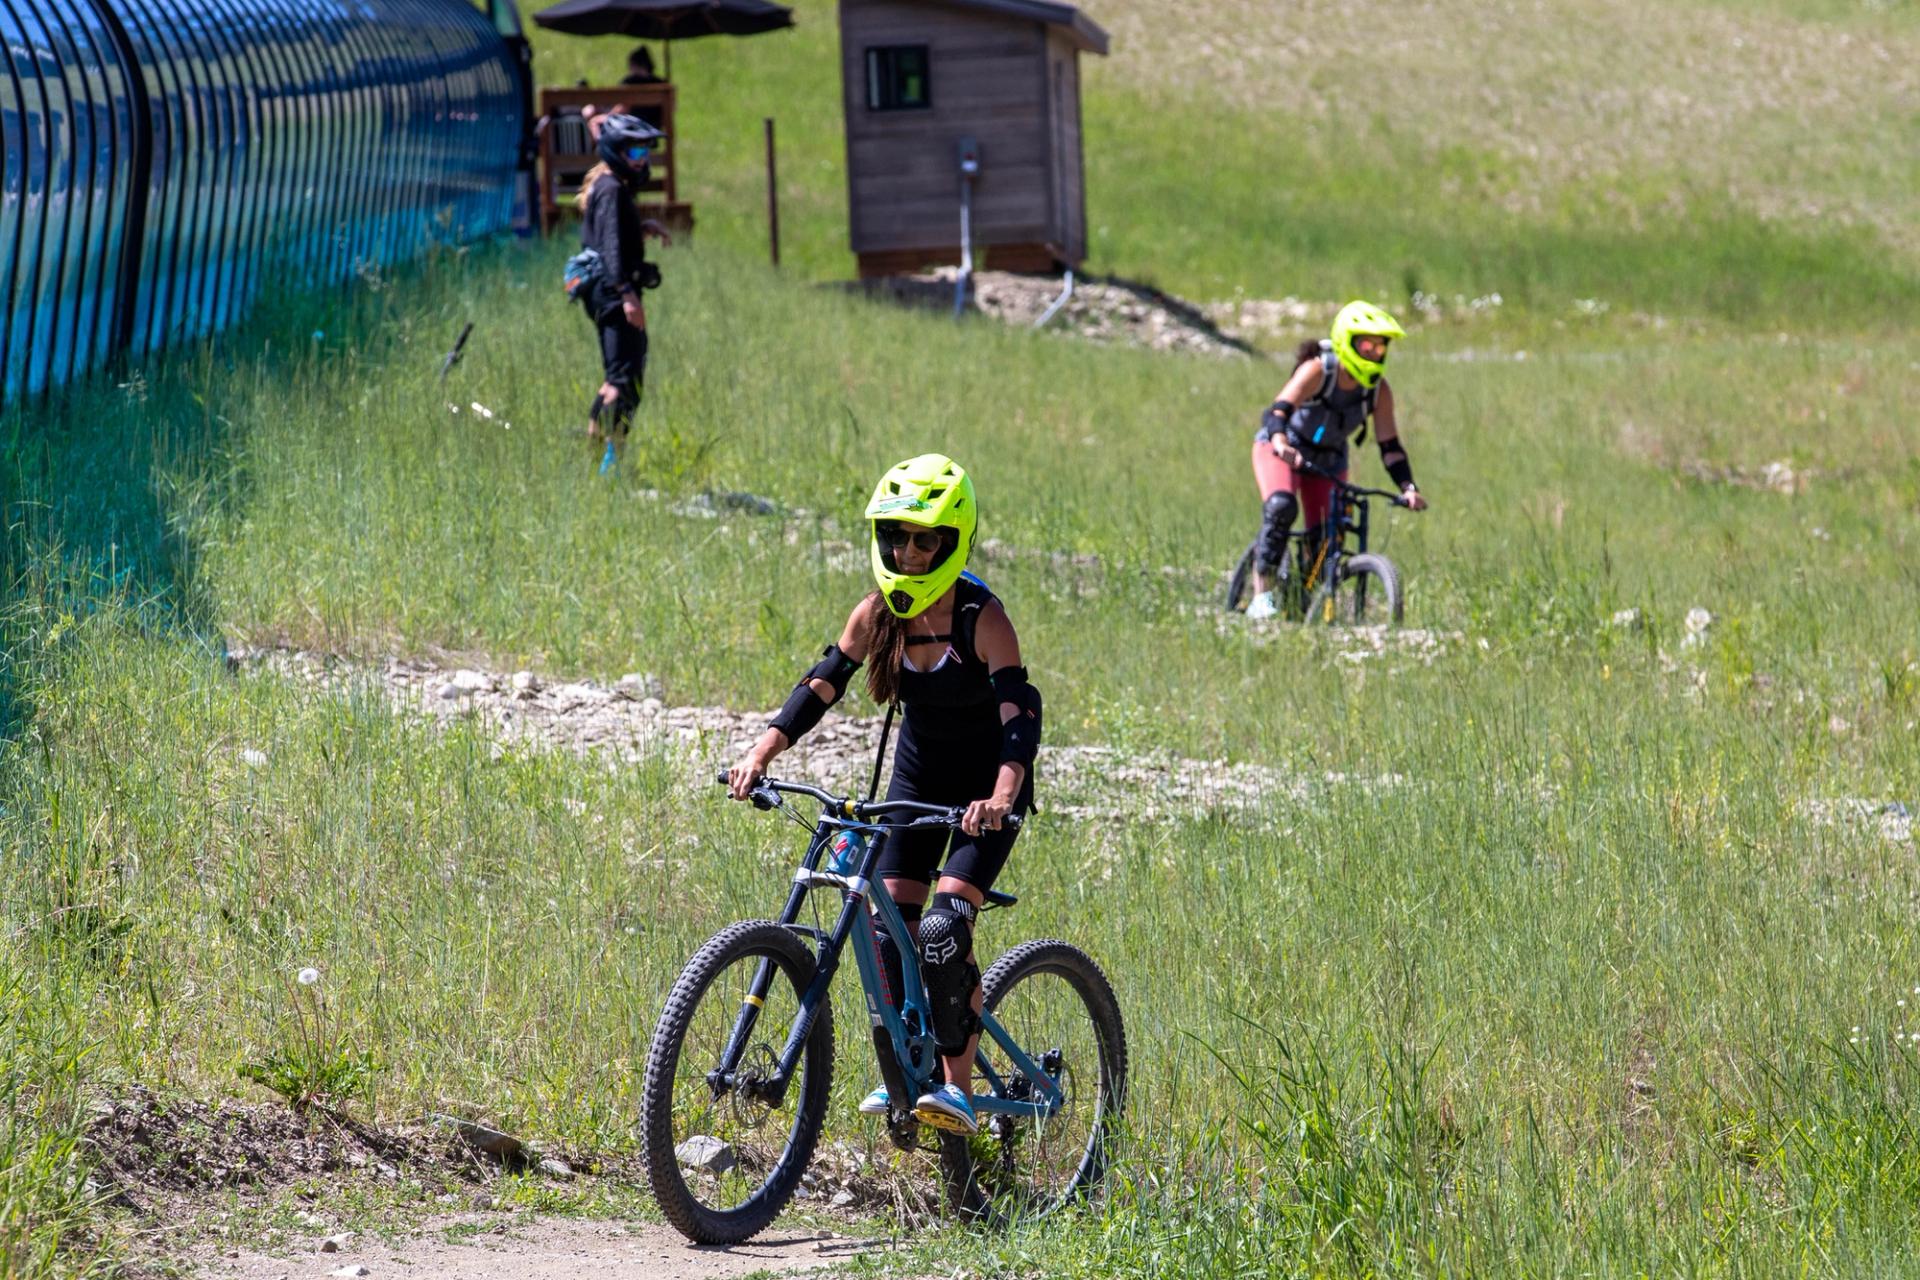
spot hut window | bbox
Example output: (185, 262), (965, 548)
(866, 46), (931, 111)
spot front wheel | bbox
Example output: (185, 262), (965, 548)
(1340, 552), (1403, 624)
(1224, 540), (1259, 612)
(941, 940), (1128, 1224)
(641, 920), (834, 1245)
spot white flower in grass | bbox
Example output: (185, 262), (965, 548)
(297, 967), (321, 986)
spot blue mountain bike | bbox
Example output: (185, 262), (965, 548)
(639, 774), (1127, 1244)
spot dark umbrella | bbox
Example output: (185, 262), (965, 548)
(533, 0), (794, 77)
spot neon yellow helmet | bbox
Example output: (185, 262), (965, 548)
(864, 454), (978, 619)
(1330, 300), (1406, 389)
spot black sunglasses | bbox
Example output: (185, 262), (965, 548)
(876, 522), (949, 553)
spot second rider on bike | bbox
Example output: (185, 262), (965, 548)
(728, 453), (1041, 1137)
(1247, 300), (1429, 619)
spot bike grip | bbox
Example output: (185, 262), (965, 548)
(715, 769), (732, 785)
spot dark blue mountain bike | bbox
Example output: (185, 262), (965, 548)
(639, 774), (1127, 1244)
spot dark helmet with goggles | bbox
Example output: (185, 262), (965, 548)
(596, 112), (662, 184)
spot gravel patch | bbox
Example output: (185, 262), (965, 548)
(226, 646), (1396, 824)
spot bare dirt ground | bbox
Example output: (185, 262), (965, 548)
(90, 1085), (892, 1280)
(195, 1218), (871, 1280)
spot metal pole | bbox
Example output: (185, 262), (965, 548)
(765, 117), (781, 268)
(954, 176), (972, 318)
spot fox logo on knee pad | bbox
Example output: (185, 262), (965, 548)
(919, 892), (981, 1055)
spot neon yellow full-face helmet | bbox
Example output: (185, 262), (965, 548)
(1330, 300), (1407, 389)
(864, 454), (978, 619)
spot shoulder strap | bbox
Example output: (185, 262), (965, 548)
(1310, 348), (1339, 407)
(953, 573), (993, 666)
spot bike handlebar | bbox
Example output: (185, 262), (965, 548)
(1289, 458), (1409, 506)
(714, 771), (1023, 831)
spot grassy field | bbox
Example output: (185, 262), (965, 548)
(4, 0), (1920, 1274)
(530, 0), (1920, 310)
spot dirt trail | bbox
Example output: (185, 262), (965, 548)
(197, 1217), (873, 1280)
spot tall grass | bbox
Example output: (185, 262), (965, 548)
(4, 219), (1918, 1276)
(5, 1), (1918, 1262)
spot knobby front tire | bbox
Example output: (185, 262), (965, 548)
(940, 939), (1128, 1225)
(1225, 540), (1260, 612)
(641, 920), (834, 1245)
(1341, 552), (1403, 624)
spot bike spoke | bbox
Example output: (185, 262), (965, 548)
(974, 962), (1110, 1218)
(665, 947), (810, 1214)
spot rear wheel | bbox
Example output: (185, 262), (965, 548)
(641, 920), (833, 1245)
(939, 940), (1127, 1225)
(1341, 552), (1403, 624)
(1224, 540), (1260, 612)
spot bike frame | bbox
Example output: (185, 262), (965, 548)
(1286, 467), (1397, 621)
(709, 801), (1063, 1124)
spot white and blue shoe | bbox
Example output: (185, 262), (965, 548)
(913, 1083), (979, 1135)
(857, 1086), (891, 1116)
(1245, 590), (1278, 620)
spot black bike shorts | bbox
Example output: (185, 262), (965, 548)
(873, 721), (1033, 892)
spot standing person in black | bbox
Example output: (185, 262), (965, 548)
(578, 112), (671, 473)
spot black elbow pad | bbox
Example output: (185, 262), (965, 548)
(769, 645), (862, 744)
(806, 644), (861, 698)
(992, 666), (1042, 767)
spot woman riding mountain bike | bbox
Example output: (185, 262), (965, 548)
(1247, 300), (1428, 620)
(727, 453), (1042, 1138)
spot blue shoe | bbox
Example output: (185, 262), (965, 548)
(598, 440), (618, 475)
(913, 1083), (978, 1135)
(858, 1086), (891, 1116)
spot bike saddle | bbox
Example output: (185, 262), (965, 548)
(983, 888), (1018, 910)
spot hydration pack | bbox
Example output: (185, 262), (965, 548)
(562, 248), (603, 303)
(1294, 339), (1379, 451)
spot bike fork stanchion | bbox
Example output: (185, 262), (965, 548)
(764, 889), (863, 1100)
(715, 957), (778, 1079)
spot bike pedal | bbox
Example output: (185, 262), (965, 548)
(912, 1105), (977, 1135)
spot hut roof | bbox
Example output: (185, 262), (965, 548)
(927, 0), (1109, 54)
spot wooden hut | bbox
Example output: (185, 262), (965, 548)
(838, 0), (1108, 278)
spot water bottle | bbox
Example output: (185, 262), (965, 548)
(828, 830), (866, 875)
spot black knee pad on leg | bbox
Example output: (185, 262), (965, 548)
(919, 892), (981, 1056)
(873, 902), (920, 1013)
(1258, 491), (1299, 572)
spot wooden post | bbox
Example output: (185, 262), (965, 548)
(764, 117), (781, 268)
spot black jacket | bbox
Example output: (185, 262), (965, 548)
(580, 173), (648, 321)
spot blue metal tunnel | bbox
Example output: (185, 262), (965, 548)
(1, 0), (529, 406)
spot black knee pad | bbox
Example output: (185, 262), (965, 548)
(919, 892), (981, 1056)
(1258, 490), (1299, 571)
(872, 902), (920, 1013)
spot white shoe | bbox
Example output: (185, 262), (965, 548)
(857, 1086), (891, 1116)
(1245, 591), (1278, 620)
